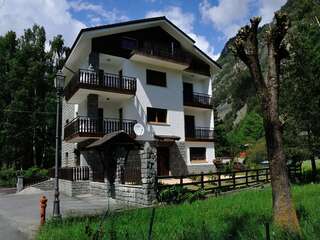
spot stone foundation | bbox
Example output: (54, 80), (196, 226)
(59, 179), (89, 197)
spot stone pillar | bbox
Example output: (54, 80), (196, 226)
(141, 142), (157, 205)
(16, 176), (23, 192)
(87, 94), (98, 118)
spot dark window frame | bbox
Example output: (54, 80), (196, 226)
(190, 147), (206, 162)
(147, 107), (167, 123)
(146, 69), (167, 87)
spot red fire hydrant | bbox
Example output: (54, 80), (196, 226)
(40, 195), (48, 225)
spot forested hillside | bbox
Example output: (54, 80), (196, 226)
(214, 0), (320, 162)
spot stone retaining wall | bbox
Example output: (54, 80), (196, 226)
(89, 181), (108, 197)
(31, 179), (54, 191)
(59, 179), (89, 197)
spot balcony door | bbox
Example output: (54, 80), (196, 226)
(184, 115), (195, 138)
(183, 82), (193, 103)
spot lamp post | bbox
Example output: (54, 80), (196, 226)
(53, 70), (65, 218)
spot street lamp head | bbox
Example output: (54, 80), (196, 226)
(54, 70), (65, 93)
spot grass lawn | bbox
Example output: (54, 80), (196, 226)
(37, 184), (320, 240)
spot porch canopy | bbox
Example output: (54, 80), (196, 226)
(154, 134), (180, 142)
(86, 130), (139, 150)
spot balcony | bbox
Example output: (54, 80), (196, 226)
(130, 44), (191, 70)
(64, 116), (137, 142)
(185, 127), (214, 142)
(64, 69), (137, 103)
(183, 92), (213, 109)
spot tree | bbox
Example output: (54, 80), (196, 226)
(232, 12), (300, 233)
(281, 20), (320, 181)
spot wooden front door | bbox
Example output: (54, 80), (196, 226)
(184, 115), (195, 138)
(157, 147), (170, 176)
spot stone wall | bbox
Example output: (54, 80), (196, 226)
(31, 179), (54, 191)
(169, 142), (188, 175)
(89, 181), (109, 197)
(62, 99), (76, 167)
(59, 179), (89, 197)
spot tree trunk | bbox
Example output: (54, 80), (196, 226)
(264, 36), (300, 233)
(233, 13), (300, 234)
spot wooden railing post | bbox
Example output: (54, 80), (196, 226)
(180, 176), (183, 187)
(218, 173), (221, 189)
(233, 172), (236, 189)
(200, 172), (204, 190)
(246, 170), (248, 186)
(256, 169), (259, 183)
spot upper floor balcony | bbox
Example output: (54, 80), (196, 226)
(64, 116), (137, 143)
(129, 42), (192, 71)
(64, 69), (137, 103)
(185, 127), (214, 142)
(183, 91), (213, 109)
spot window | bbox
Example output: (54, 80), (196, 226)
(147, 107), (167, 123)
(121, 37), (138, 50)
(146, 69), (166, 87)
(65, 152), (69, 166)
(190, 148), (206, 162)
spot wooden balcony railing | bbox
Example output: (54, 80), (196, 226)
(64, 116), (137, 141)
(133, 44), (192, 65)
(49, 166), (90, 181)
(183, 92), (213, 109)
(64, 69), (137, 101)
(185, 127), (214, 141)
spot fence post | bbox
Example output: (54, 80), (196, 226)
(201, 172), (204, 190)
(147, 208), (156, 240)
(265, 222), (270, 240)
(218, 173), (221, 189)
(180, 176), (183, 187)
(256, 169), (259, 183)
(245, 171), (248, 187)
(233, 172), (236, 189)
(266, 169), (269, 182)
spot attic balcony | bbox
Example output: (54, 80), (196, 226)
(130, 44), (192, 70)
(64, 116), (137, 143)
(64, 69), (137, 104)
(183, 92), (213, 109)
(185, 127), (214, 142)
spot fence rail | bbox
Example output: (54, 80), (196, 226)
(156, 166), (301, 199)
(49, 166), (90, 181)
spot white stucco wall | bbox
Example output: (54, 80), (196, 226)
(185, 142), (215, 165)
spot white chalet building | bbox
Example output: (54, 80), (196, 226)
(61, 17), (221, 189)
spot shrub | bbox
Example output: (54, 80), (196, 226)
(158, 186), (206, 204)
(20, 166), (48, 178)
(0, 167), (17, 187)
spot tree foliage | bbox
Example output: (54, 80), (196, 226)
(0, 25), (68, 169)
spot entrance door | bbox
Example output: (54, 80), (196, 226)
(183, 82), (193, 103)
(184, 115), (195, 138)
(157, 147), (170, 176)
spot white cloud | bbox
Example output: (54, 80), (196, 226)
(0, 0), (85, 47)
(146, 6), (219, 60)
(199, 0), (287, 38)
(69, 0), (129, 26)
(258, 0), (287, 24)
(199, 0), (252, 39)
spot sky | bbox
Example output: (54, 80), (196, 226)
(0, 0), (287, 60)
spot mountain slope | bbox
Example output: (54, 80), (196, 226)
(213, 0), (320, 131)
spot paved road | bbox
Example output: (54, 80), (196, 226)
(0, 189), (127, 239)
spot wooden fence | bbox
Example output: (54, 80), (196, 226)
(156, 166), (301, 198)
(49, 166), (90, 181)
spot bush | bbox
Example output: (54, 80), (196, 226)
(0, 167), (17, 187)
(158, 186), (206, 204)
(20, 166), (48, 178)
